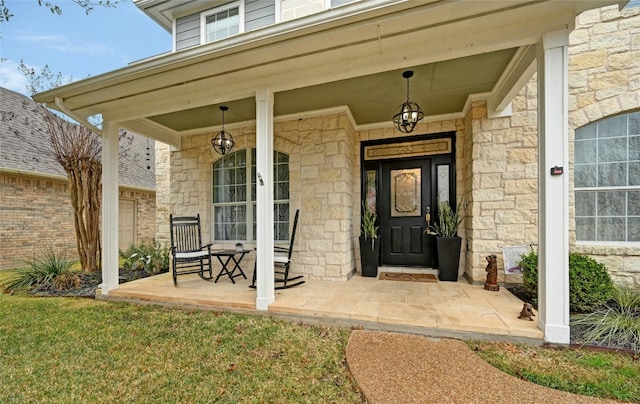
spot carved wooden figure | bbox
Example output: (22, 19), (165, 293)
(484, 254), (499, 291)
(518, 303), (535, 321)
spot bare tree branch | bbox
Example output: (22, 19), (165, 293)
(39, 106), (102, 272)
(1, 0), (125, 22)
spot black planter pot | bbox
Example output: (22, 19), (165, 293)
(436, 236), (461, 282)
(359, 235), (380, 277)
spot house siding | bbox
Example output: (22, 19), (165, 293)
(175, 1), (276, 51)
(246, 0), (276, 32)
(175, 14), (200, 51)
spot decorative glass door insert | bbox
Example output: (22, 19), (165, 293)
(390, 168), (421, 217)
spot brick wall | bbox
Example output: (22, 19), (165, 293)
(0, 171), (156, 270)
(0, 173), (76, 269)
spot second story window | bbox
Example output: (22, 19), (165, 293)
(201, 1), (244, 43)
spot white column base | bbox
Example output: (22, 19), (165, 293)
(541, 321), (571, 344)
(256, 296), (275, 311)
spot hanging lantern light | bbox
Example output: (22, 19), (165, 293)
(211, 105), (235, 155)
(392, 70), (424, 133)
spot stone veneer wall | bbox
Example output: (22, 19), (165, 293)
(0, 171), (156, 270)
(155, 6), (639, 286)
(161, 111), (357, 281)
(567, 5), (640, 287)
(464, 93), (539, 284)
(463, 4), (640, 287)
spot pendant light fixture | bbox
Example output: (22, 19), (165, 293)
(211, 105), (235, 155)
(392, 70), (424, 133)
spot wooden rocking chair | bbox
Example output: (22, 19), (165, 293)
(251, 209), (304, 289)
(169, 214), (213, 286)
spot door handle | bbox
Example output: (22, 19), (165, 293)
(425, 206), (431, 223)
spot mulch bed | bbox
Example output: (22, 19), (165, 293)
(29, 268), (161, 298)
(507, 286), (638, 355)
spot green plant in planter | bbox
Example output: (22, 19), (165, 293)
(361, 203), (379, 249)
(428, 199), (464, 237)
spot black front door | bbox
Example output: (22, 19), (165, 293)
(379, 159), (432, 266)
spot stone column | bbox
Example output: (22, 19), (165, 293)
(100, 121), (120, 294)
(255, 88), (275, 310)
(537, 29), (571, 344)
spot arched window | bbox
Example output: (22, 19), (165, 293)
(574, 111), (640, 243)
(212, 148), (290, 242)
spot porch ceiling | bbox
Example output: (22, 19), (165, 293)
(33, 0), (624, 146)
(148, 48), (518, 132)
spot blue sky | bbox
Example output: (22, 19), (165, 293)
(1, 0), (171, 96)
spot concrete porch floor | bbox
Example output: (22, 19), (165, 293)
(100, 269), (543, 344)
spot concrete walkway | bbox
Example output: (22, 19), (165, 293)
(346, 330), (620, 403)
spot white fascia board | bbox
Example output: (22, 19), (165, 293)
(487, 45), (537, 116)
(118, 118), (182, 149)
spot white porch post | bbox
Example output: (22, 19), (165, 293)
(537, 29), (571, 344)
(255, 88), (275, 310)
(99, 120), (120, 294)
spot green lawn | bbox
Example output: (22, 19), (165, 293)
(0, 295), (363, 403)
(469, 340), (640, 403)
(2, 292), (638, 403)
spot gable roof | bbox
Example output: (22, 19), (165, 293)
(0, 87), (156, 190)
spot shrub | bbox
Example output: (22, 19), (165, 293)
(0, 248), (77, 293)
(568, 253), (614, 313)
(517, 251), (614, 313)
(119, 240), (169, 275)
(519, 250), (538, 304)
(572, 284), (640, 353)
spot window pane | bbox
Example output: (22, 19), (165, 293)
(575, 112), (639, 244)
(629, 191), (640, 215)
(629, 136), (640, 161)
(628, 217), (640, 242)
(575, 140), (597, 164)
(629, 162), (640, 186)
(212, 150), (249, 240)
(598, 162), (627, 186)
(576, 217), (596, 241)
(598, 115), (626, 138)
(214, 148), (289, 241)
(224, 167), (235, 185)
(206, 7), (239, 42)
(251, 164), (257, 202)
(597, 191), (626, 216)
(629, 111), (640, 136)
(575, 164), (597, 187)
(575, 191), (596, 216)
(597, 217), (625, 241)
(437, 165), (450, 203)
(576, 122), (596, 140)
(599, 137), (627, 162)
